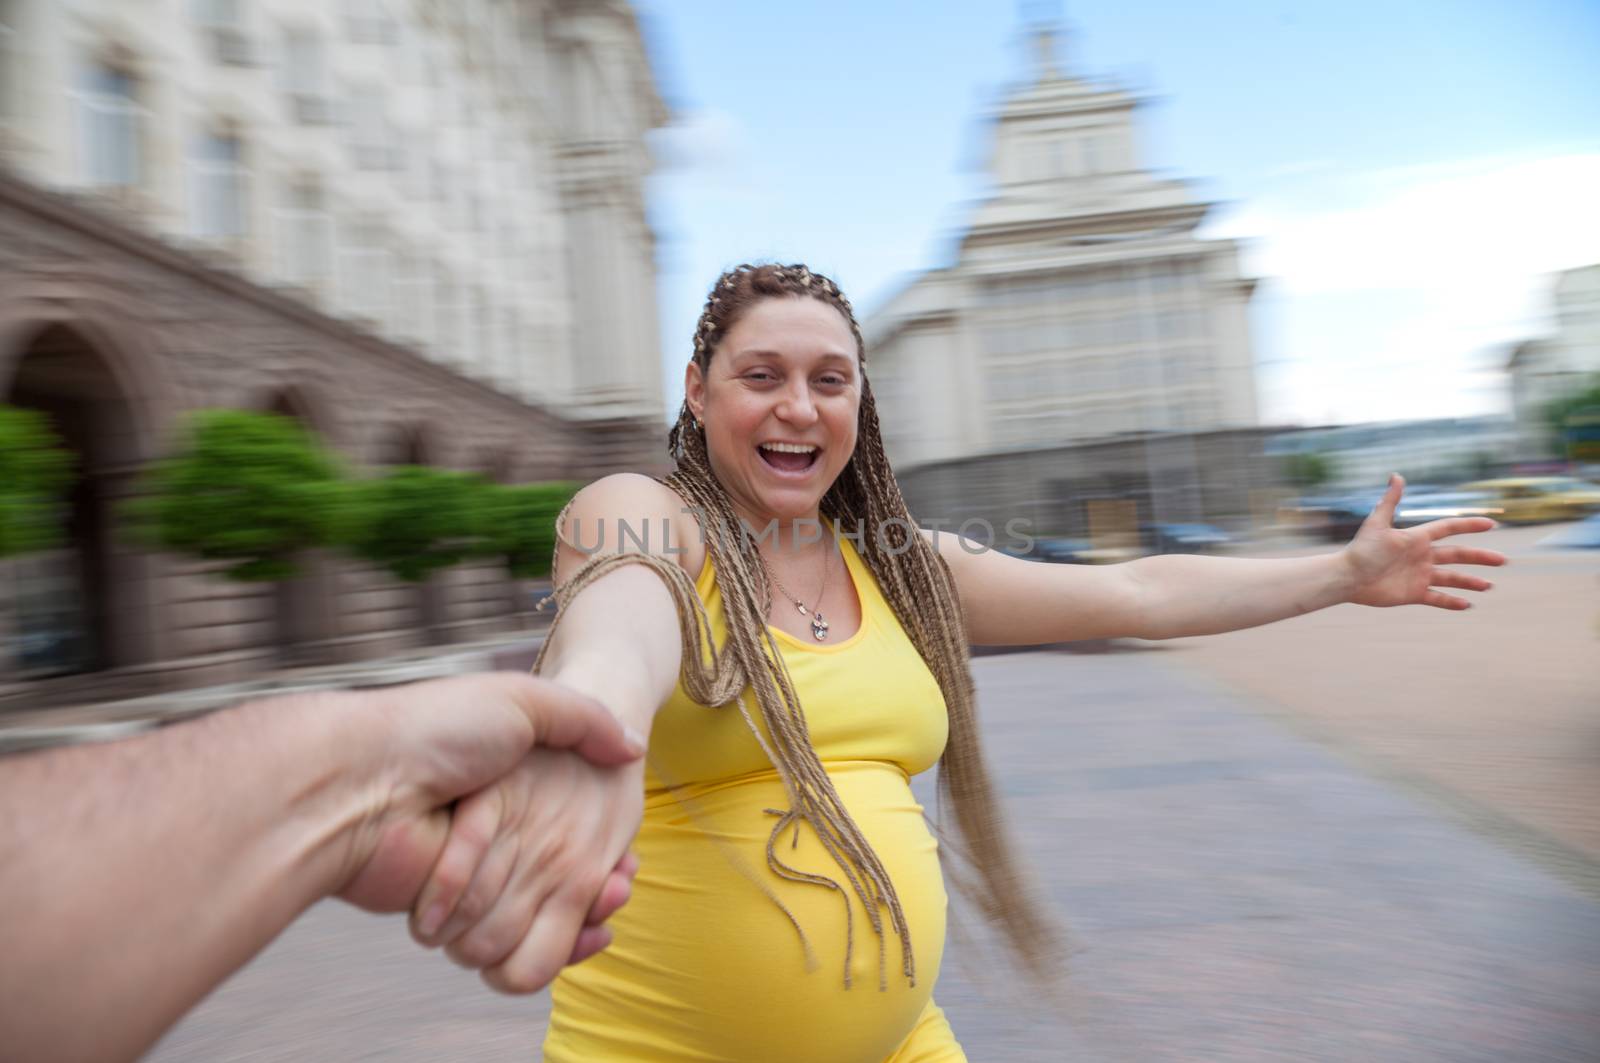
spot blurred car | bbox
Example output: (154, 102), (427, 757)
(1141, 522), (1233, 555)
(1289, 492), (1384, 543)
(998, 536), (1097, 564)
(1393, 490), (1502, 529)
(1460, 476), (1600, 524)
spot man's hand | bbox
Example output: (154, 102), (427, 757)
(332, 672), (643, 925)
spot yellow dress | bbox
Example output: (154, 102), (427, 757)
(543, 534), (966, 1062)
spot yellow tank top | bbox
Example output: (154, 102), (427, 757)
(543, 534), (954, 1063)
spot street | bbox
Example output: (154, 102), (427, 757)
(149, 526), (1600, 1062)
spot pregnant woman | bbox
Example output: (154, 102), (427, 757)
(411, 263), (1503, 1061)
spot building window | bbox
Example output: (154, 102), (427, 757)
(193, 0), (242, 26)
(390, 248), (429, 342)
(337, 218), (388, 324)
(280, 27), (334, 124)
(78, 63), (142, 188)
(344, 0), (396, 45)
(347, 86), (394, 170)
(194, 0), (257, 65)
(191, 128), (246, 239)
(274, 178), (331, 291)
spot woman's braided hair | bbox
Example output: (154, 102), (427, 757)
(656, 262), (1061, 985)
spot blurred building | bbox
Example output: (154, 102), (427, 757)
(1508, 264), (1600, 459)
(1266, 415), (1518, 492)
(862, 21), (1262, 533)
(0, 0), (670, 704)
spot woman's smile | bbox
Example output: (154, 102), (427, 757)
(756, 442), (823, 477)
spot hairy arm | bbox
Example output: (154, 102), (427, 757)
(0, 673), (640, 1063)
(0, 695), (366, 1063)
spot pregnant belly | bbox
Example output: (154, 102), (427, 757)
(544, 762), (948, 1063)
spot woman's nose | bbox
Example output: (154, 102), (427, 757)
(776, 384), (818, 425)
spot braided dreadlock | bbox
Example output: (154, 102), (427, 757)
(545, 262), (1060, 989)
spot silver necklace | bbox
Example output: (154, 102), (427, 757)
(765, 534), (837, 641)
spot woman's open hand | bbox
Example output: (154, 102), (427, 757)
(407, 744), (644, 993)
(1341, 474), (1507, 610)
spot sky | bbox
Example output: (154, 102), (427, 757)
(634, 0), (1600, 429)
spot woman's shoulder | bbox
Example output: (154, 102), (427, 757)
(558, 473), (704, 579)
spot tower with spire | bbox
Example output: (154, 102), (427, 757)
(862, 11), (1261, 478)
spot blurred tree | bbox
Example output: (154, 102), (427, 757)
(0, 405), (73, 559)
(1465, 450), (1499, 480)
(1281, 451), (1336, 491)
(338, 466), (489, 582)
(126, 410), (348, 581)
(1542, 374), (1600, 458)
(476, 481), (582, 579)
(0, 406), (74, 677)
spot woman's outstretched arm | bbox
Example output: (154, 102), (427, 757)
(937, 474), (1506, 645)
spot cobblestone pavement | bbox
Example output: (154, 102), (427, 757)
(1161, 524), (1600, 880)
(149, 594), (1600, 1062)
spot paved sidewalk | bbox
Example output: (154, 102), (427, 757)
(150, 650), (1600, 1062)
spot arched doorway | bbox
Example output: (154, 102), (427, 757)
(2, 323), (155, 678)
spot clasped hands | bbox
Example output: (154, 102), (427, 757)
(332, 671), (645, 994)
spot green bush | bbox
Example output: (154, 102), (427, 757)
(477, 481), (581, 579)
(1544, 375), (1600, 459)
(338, 466), (491, 583)
(126, 410), (348, 581)
(1281, 451), (1336, 491)
(0, 405), (73, 559)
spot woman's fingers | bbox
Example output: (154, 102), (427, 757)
(567, 925), (614, 967)
(480, 883), (594, 994)
(1423, 589), (1472, 610)
(1430, 569), (1493, 593)
(1423, 516), (1497, 541)
(432, 821), (523, 951)
(1370, 473), (1405, 527)
(1432, 544), (1507, 567)
(586, 852), (638, 926)
(411, 789), (504, 944)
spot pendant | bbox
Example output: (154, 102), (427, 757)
(811, 612), (829, 641)
(795, 602), (809, 615)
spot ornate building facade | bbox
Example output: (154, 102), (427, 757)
(862, 24), (1266, 533)
(0, 0), (671, 705)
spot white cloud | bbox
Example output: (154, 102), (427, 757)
(646, 108), (748, 180)
(1204, 151), (1600, 425)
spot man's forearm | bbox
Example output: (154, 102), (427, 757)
(1125, 550), (1356, 640)
(0, 692), (374, 1063)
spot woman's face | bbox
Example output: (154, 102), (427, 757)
(685, 295), (861, 527)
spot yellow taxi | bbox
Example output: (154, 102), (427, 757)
(1460, 476), (1600, 524)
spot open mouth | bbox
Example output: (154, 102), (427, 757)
(757, 442), (821, 475)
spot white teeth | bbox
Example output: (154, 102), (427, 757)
(759, 442), (817, 454)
